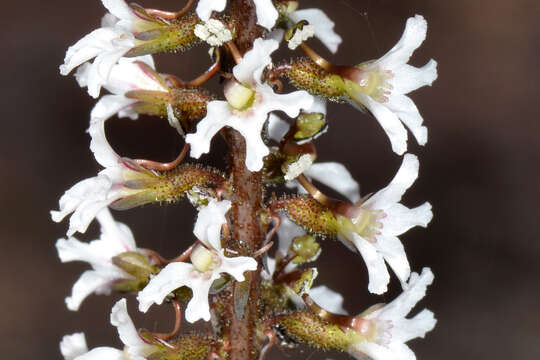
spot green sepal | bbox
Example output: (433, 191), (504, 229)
(271, 195), (339, 238)
(291, 235), (321, 264)
(275, 311), (352, 351)
(147, 333), (216, 360)
(293, 112), (327, 144)
(286, 267), (318, 295)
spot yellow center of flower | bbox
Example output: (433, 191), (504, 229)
(224, 80), (256, 111)
(336, 208), (385, 243)
(343, 64), (394, 104)
(190, 245), (218, 273)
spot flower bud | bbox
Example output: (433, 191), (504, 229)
(291, 235), (321, 264)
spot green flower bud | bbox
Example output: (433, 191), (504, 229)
(291, 235), (321, 264)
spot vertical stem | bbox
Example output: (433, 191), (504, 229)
(223, 128), (264, 360)
(229, 0), (264, 53)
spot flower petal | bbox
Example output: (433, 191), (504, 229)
(196, 0), (227, 21)
(276, 216), (306, 255)
(392, 309), (436, 343)
(360, 95), (408, 156)
(253, 0), (278, 30)
(260, 85), (314, 118)
(111, 299), (149, 352)
(266, 114), (290, 142)
(218, 254), (258, 281)
(97, 208), (137, 252)
(233, 38), (278, 85)
(374, 234), (410, 285)
(101, 0), (138, 22)
(137, 262), (196, 312)
(390, 60), (438, 95)
(184, 276), (214, 322)
(366, 154), (419, 208)
(290, 9), (342, 53)
(60, 333), (89, 360)
(74, 347), (124, 360)
(194, 199), (231, 250)
(65, 270), (112, 311)
(348, 233), (390, 294)
(376, 15), (428, 69)
(310, 286), (347, 315)
(186, 101), (231, 159)
(386, 94), (428, 146)
(304, 162), (360, 203)
(382, 202), (433, 236)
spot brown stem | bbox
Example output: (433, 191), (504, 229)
(151, 300), (183, 340)
(226, 41), (243, 64)
(184, 57), (222, 87)
(296, 174), (332, 206)
(135, 143), (190, 171)
(302, 294), (356, 329)
(145, 0), (196, 20)
(140, 241), (196, 266)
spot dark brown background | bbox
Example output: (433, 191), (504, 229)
(2, 0), (539, 359)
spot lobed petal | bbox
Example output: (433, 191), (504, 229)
(65, 270), (113, 311)
(233, 38), (278, 85)
(390, 60), (438, 95)
(373, 234), (410, 286)
(186, 101), (232, 159)
(309, 286), (347, 315)
(385, 94), (428, 146)
(290, 9), (342, 54)
(196, 0), (227, 21)
(253, 0), (278, 30)
(194, 199), (231, 250)
(382, 202), (433, 236)
(349, 233), (390, 295)
(110, 299), (149, 352)
(218, 254), (258, 282)
(184, 276), (215, 322)
(304, 162), (360, 203)
(60, 333), (89, 360)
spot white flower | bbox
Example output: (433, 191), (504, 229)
(61, 299), (157, 360)
(288, 8), (342, 54)
(186, 38), (314, 171)
(288, 24), (315, 50)
(137, 199), (257, 323)
(348, 268), (436, 360)
(343, 15), (438, 155)
(336, 154), (433, 295)
(51, 116), (159, 236)
(60, 0), (159, 98)
(194, 19), (233, 47)
(56, 209), (138, 311)
(196, 0), (278, 31)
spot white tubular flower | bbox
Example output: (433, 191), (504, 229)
(348, 268), (436, 360)
(51, 117), (160, 236)
(343, 15), (438, 155)
(56, 209), (138, 311)
(61, 299), (157, 360)
(194, 19), (233, 47)
(288, 8), (342, 54)
(336, 154), (433, 295)
(137, 199), (258, 323)
(186, 38), (314, 171)
(60, 333), (89, 360)
(88, 55), (167, 123)
(60, 0), (160, 98)
(196, 0), (278, 30)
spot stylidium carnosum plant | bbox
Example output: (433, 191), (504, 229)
(53, 1), (438, 360)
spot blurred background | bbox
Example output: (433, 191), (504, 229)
(2, 0), (539, 358)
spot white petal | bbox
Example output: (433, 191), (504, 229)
(74, 347), (124, 360)
(373, 235), (410, 285)
(60, 333), (89, 360)
(267, 29), (285, 42)
(276, 216), (306, 255)
(110, 299), (147, 350)
(304, 162), (360, 203)
(373, 267), (434, 320)
(88, 98), (129, 168)
(60, 27), (121, 76)
(366, 154), (419, 208)
(186, 101), (232, 159)
(253, 0), (278, 30)
(97, 208), (137, 252)
(86, 47), (132, 98)
(309, 286), (347, 315)
(266, 114), (290, 142)
(196, 0), (227, 21)
(392, 309), (436, 343)
(290, 9), (342, 54)
(194, 199), (231, 250)
(376, 15), (428, 69)
(390, 60), (438, 95)
(385, 94), (428, 146)
(101, 0), (138, 22)
(137, 262), (196, 312)
(351, 341), (408, 360)
(349, 233), (390, 295)
(360, 95), (408, 155)
(218, 254), (258, 281)
(260, 85), (314, 118)
(184, 276), (214, 322)
(65, 270), (112, 311)
(233, 38), (278, 85)
(383, 202), (433, 236)
(104, 56), (165, 95)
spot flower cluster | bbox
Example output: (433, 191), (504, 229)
(54, 1), (438, 360)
